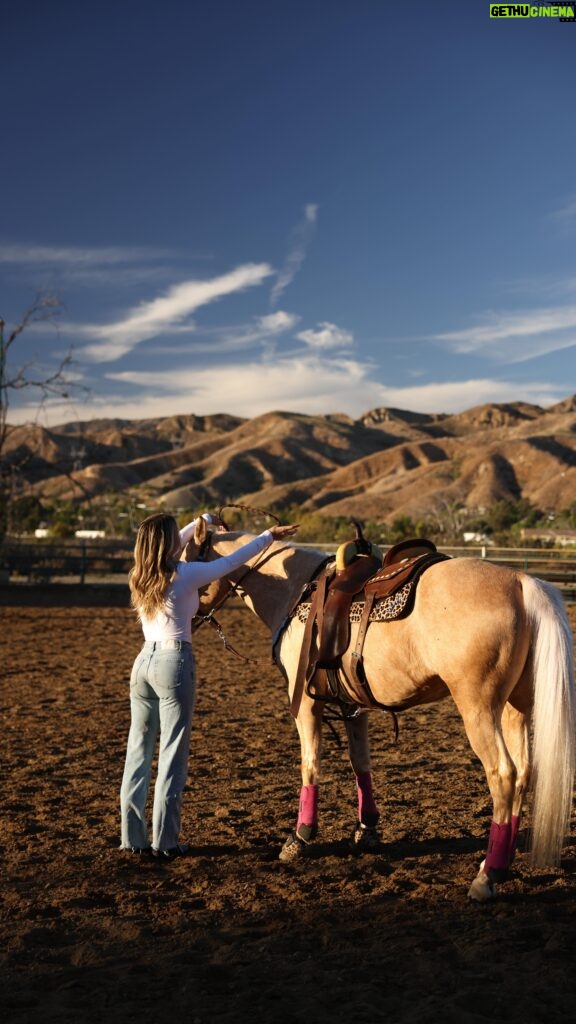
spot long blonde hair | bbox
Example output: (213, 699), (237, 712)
(129, 513), (180, 619)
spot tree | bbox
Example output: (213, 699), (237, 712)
(425, 497), (471, 544)
(0, 294), (83, 535)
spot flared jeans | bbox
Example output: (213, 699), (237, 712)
(120, 640), (196, 852)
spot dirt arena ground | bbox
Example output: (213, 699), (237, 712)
(1, 586), (576, 1023)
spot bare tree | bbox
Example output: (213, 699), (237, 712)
(0, 293), (80, 453)
(0, 293), (86, 535)
(426, 496), (471, 544)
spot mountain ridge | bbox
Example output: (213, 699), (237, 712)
(5, 397), (576, 522)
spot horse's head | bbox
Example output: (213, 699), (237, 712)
(194, 576), (230, 619)
(187, 523), (330, 635)
(181, 516), (232, 619)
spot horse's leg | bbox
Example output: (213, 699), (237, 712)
(279, 695), (324, 862)
(500, 701), (531, 864)
(456, 703), (518, 902)
(344, 712), (381, 851)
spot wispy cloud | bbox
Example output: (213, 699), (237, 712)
(270, 204), (318, 306)
(0, 241), (212, 289)
(432, 304), (576, 363)
(0, 242), (177, 266)
(499, 273), (576, 299)
(164, 309), (300, 355)
(434, 306), (576, 347)
(62, 263), (274, 362)
(548, 195), (576, 231)
(371, 378), (565, 414)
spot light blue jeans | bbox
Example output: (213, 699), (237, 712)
(120, 641), (196, 852)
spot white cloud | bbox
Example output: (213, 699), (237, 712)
(106, 352), (366, 403)
(7, 355), (570, 428)
(296, 322), (354, 350)
(148, 309), (300, 356)
(0, 242), (176, 266)
(258, 311), (299, 333)
(371, 379), (566, 414)
(500, 273), (576, 299)
(104, 360), (569, 419)
(432, 305), (576, 363)
(65, 263), (274, 362)
(270, 204), (318, 306)
(435, 305), (576, 348)
(0, 241), (210, 290)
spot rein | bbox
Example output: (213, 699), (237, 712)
(216, 502), (282, 529)
(191, 520), (292, 663)
(194, 607), (253, 663)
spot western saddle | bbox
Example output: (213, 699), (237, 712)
(288, 526), (449, 719)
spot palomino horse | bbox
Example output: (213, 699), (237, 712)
(190, 520), (575, 902)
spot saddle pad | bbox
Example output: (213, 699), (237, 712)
(293, 580), (414, 626)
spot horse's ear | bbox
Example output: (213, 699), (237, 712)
(182, 516), (209, 563)
(194, 516), (208, 545)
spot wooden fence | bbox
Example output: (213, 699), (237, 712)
(0, 538), (133, 585)
(1, 538), (575, 600)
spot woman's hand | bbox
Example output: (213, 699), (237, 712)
(268, 523), (300, 541)
(202, 512), (228, 533)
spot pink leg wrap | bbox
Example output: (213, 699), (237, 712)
(484, 820), (513, 873)
(509, 814), (520, 861)
(297, 785), (319, 833)
(356, 771), (380, 826)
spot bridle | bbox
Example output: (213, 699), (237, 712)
(191, 504), (284, 663)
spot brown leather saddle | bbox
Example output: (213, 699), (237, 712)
(290, 535), (449, 718)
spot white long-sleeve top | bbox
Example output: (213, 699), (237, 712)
(139, 520), (273, 643)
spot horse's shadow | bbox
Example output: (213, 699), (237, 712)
(153, 831), (576, 867)
(186, 832), (487, 863)
(300, 833), (487, 862)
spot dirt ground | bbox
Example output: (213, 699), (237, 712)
(1, 586), (576, 1024)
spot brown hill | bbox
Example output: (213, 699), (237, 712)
(5, 398), (576, 523)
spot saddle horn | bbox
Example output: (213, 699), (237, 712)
(351, 520), (372, 557)
(336, 521), (383, 571)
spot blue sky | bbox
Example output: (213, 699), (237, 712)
(2, 1), (576, 427)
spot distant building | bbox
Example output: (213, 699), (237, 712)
(519, 528), (576, 547)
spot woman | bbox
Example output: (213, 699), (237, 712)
(120, 511), (299, 859)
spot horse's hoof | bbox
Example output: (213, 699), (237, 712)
(350, 822), (381, 853)
(279, 831), (307, 863)
(468, 869), (495, 902)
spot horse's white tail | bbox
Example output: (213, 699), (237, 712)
(522, 575), (576, 866)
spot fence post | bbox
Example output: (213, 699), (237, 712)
(79, 539), (86, 584)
